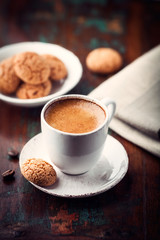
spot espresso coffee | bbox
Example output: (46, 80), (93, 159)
(45, 98), (106, 134)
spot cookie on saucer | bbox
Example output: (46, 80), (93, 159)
(0, 56), (20, 94)
(21, 158), (57, 187)
(86, 48), (123, 74)
(42, 54), (68, 81)
(14, 52), (50, 85)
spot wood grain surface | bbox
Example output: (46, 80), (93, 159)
(0, 0), (160, 239)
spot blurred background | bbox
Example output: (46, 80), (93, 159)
(0, 0), (160, 95)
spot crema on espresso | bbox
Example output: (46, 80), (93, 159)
(45, 98), (106, 134)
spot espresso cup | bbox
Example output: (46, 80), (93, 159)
(41, 94), (116, 175)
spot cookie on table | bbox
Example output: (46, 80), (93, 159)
(16, 80), (52, 99)
(14, 52), (50, 85)
(86, 48), (123, 74)
(41, 54), (68, 81)
(21, 158), (57, 187)
(0, 56), (20, 94)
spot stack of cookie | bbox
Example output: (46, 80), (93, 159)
(0, 52), (67, 99)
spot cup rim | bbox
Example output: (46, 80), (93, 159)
(41, 94), (109, 136)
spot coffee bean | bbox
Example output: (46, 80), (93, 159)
(8, 149), (19, 158)
(2, 169), (15, 179)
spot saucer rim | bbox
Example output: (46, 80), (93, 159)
(19, 133), (129, 198)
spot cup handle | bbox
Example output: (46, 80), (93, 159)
(101, 98), (116, 124)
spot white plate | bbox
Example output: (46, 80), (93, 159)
(0, 42), (82, 107)
(19, 133), (129, 198)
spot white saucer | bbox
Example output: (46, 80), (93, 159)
(19, 133), (129, 198)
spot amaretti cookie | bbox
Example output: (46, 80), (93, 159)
(0, 57), (20, 94)
(86, 48), (123, 74)
(21, 158), (57, 187)
(0, 51), (68, 99)
(14, 52), (50, 85)
(16, 80), (52, 99)
(42, 54), (68, 81)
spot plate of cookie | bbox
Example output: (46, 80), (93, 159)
(0, 42), (83, 107)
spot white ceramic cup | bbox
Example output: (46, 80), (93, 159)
(41, 94), (116, 175)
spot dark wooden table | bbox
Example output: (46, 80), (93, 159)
(0, 1), (160, 239)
